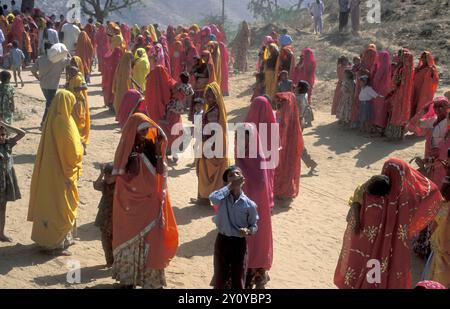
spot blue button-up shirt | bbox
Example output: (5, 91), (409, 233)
(209, 186), (259, 238)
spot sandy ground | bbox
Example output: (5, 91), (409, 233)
(0, 57), (430, 289)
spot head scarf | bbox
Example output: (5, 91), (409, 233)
(279, 34), (293, 47)
(75, 31), (94, 74)
(117, 89), (147, 128)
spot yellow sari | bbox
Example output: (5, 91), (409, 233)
(27, 90), (83, 249)
(110, 34), (126, 51)
(429, 202), (450, 288)
(147, 24), (158, 42)
(72, 56), (85, 76)
(132, 48), (150, 92)
(68, 72), (90, 145)
(197, 82), (229, 199)
(112, 51), (133, 114)
(208, 41), (222, 89)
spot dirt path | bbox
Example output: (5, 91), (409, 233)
(0, 57), (428, 289)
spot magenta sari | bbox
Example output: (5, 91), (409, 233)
(117, 89), (147, 128)
(371, 51), (392, 128)
(236, 122), (274, 270)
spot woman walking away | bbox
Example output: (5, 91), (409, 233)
(0, 120), (24, 242)
(27, 90), (83, 256)
(111, 113), (178, 289)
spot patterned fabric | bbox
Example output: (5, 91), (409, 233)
(112, 235), (166, 289)
(0, 140), (21, 203)
(0, 83), (15, 124)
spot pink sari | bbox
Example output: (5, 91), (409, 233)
(95, 25), (110, 74)
(293, 48), (317, 104)
(371, 51), (392, 128)
(236, 123), (273, 270)
(117, 89), (147, 128)
(102, 47), (124, 107)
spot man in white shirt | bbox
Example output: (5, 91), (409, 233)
(310, 0), (325, 35)
(61, 22), (81, 54)
(40, 21), (59, 54)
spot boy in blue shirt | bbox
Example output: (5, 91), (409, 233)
(209, 166), (259, 289)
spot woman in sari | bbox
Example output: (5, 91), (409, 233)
(66, 66), (90, 152)
(112, 113), (178, 289)
(75, 31), (94, 83)
(10, 15), (24, 50)
(132, 48), (150, 92)
(371, 51), (392, 130)
(150, 43), (166, 70)
(331, 56), (351, 115)
(408, 51), (439, 135)
(385, 49), (414, 140)
(118, 89), (147, 128)
(200, 26), (212, 50)
(120, 23), (131, 49)
(112, 51), (133, 115)
(144, 65), (181, 152)
(194, 82), (229, 205)
(350, 45), (378, 124)
(273, 92), (304, 202)
(293, 48), (316, 104)
(219, 41), (230, 96)
(170, 41), (184, 81)
(102, 47), (124, 108)
(109, 24), (125, 51)
(334, 158), (444, 289)
(264, 43), (279, 98)
(95, 23), (110, 74)
(27, 90), (83, 256)
(238, 96), (276, 288)
(182, 37), (198, 73)
(231, 21), (250, 73)
(207, 41), (222, 93)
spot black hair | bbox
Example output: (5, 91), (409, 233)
(366, 175), (391, 197)
(12, 40), (18, 48)
(47, 21), (54, 28)
(222, 165), (240, 183)
(2, 5), (7, 10)
(193, 97), (205, 105)
(281, 29), (288, 35)
(297, 80), (310, 93)
(179, 71), (190, 84)
(11, 1), (16, 5)
(255, 72), (265, 83)
(44, 42), (53, 52)
(88, 18), (94, 23)
(0, 70), (11, 83)
(344, 69), (354, 80)
(60, 14), (65, 19)
(103, 163), (114, 175)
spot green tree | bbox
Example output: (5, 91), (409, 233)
(248, 0), (306, 22)
(80, 0), (143, 22)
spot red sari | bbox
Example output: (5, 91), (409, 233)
(387, 51), (414, 127)
(351, 46), (378, 123)
(293, 48), (316, 104)
(145, 65), (180, 148)
(112, 113), (178, 286)
(10, 16), (25, 49)
(371, 51), (392, 128)
(101, 47), (123, 107)
(331, 63), (351, 115)
(95, 25), (110, 74)
(84, 23), (96, 50)
(274, 92), (304, 199)
(409, 52), (439, 134)
(334, 158), (443, 289)
(170, 41), (184, 80)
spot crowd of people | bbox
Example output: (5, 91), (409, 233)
(0, 1), (448, 291)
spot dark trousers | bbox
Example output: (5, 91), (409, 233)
(41, 88), (57, 125)
(339, 12), (350, 31)
(101, 228), (114, 265)
(213, 233), (248, 289)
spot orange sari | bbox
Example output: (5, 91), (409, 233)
(112, 113), (178, 287)
(75, 31), (94, 75)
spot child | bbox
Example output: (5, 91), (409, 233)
(351, 56), (361, 74)
(1, 43), (12, 70)
(277, 70), (293, 93)
(336, 69), (355, 125)
(296, 80), (314, 128)
(9, 41), (25, 88)
(0, 120), (25, 242)
(161, 71), (194, 124)
(358, 75), (383, 134)
(251, 72), (265, 101)
(0, 71), (16, 124)
(188, 98), (205, 168)
(93, 163), (116, 267)
(209, 166), (259, 289)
